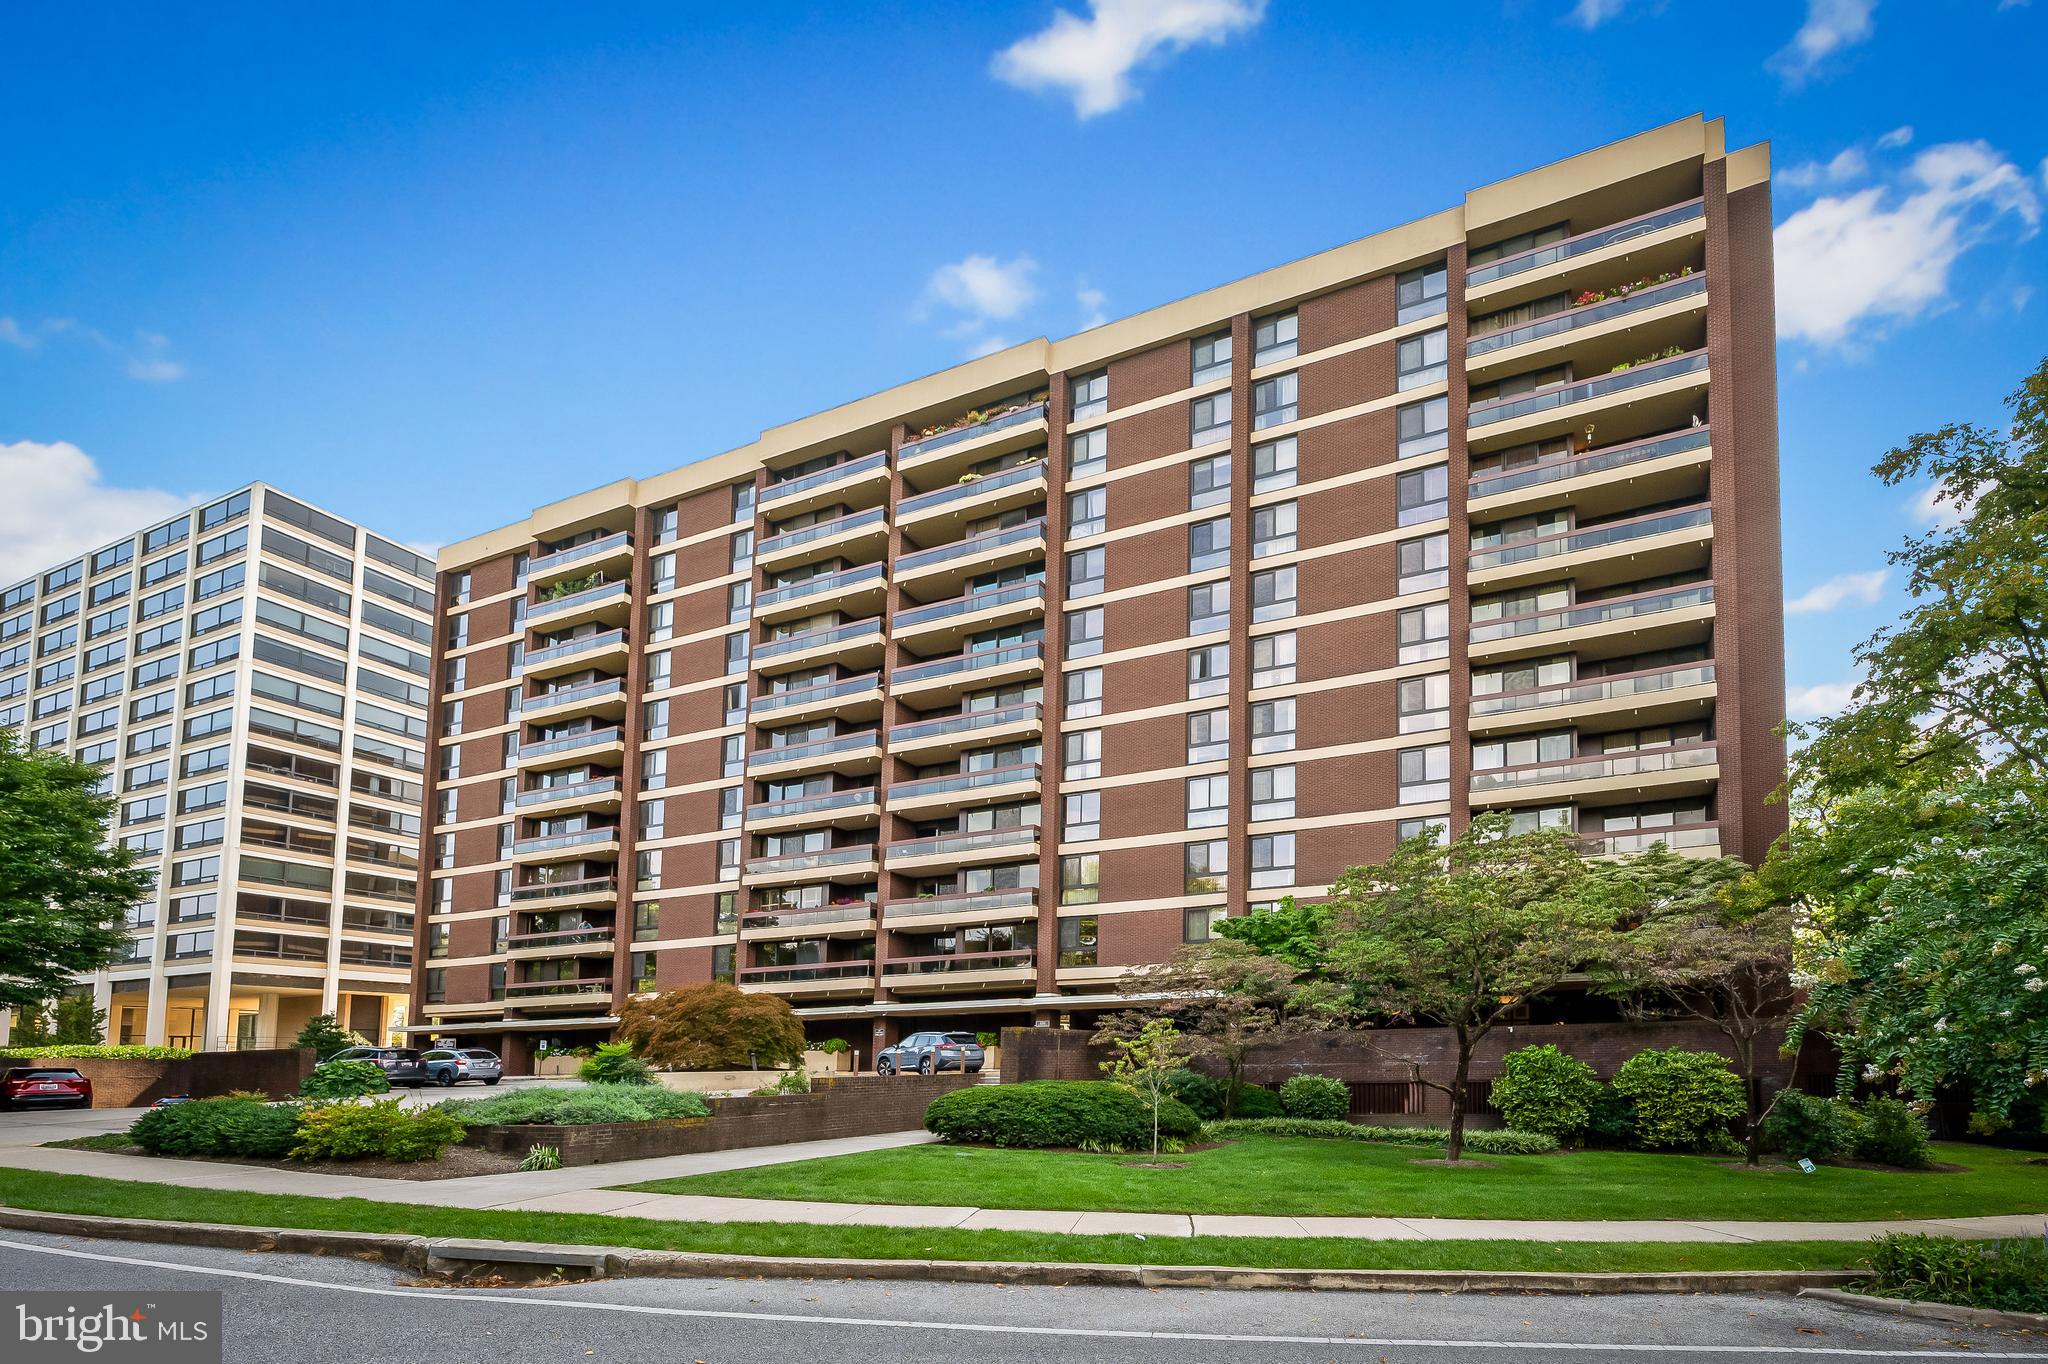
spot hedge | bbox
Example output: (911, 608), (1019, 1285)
(290, 1100), (465, 1163)
(129, 1097), (301, 1158)
(440, 1084), (710, 1127)
(1203, 1117), (1560, 1155)
(924, 1081), (1200, 1149)
(1488, 1044), (1600, 1141)
(1278, 1075), (1350, 1121)
(0, 1045), (192, 1061)
(1610, 1048), (1746, 1151)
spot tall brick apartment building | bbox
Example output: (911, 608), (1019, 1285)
(411, 116), (1784, 1069)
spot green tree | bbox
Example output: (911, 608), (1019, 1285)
(47, 993), (107, 1046)
(0, 730), (156, 1015)
(1095, 1014), (1190, 1161)
(615, 982), (805, 1071)
(292, 1013), (362, 1060)
(1119, 938), (1299, 1117)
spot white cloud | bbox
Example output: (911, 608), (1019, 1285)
(1771, 0), (1878, 83)
(0, 315), (186, 381)
(927, 254), (1039, 322)
(1774, 139), (2042, 348)
(0, 441), (205, 585)
(1786, 568), (1888, 614)
(1908, 482), (1980, 529)
(1568, 0), (1629, 25)
(992, 0), (1267, 118)
(0, 317), (38, 350)
(124, 331), (185, 384)
(1788, 680), (1861, 719)
(1777, 146), (1869, 191)
(1876, 125), (1914, 150)
(1076, 285), (1109, 330)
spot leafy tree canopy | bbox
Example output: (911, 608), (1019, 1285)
(615, 982), (805, 1071)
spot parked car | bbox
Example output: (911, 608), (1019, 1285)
(1, 1067), (93, 1111)
(326, 1046), (428, 1087)
(876, 1032), (985, 1077)
(147, 1094), (192, 1108)
(419, 1048), (502, 1087)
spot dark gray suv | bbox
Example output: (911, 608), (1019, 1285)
(877, 1031), (984, 1077)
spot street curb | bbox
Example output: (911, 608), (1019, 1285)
(0, 1206), (1864, 1295)
(1798, 1287), (2048, 1330)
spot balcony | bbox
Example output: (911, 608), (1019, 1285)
(893, 581), (1045, 652)
(759, 452), (891, 517)
(749, 672), (883, 726)
(888, 700), (1043, 761)
(503, 978), (614, 1009)
(527, 532), (634, 589)
(889, 641), (1044, 705)
(1578, 822), (1723, 858)
(1469, 742), (1719, 806)
(518, 726), (626, 769)
(896, 461), (1049, 544)
(737, 959), (875, 997)
(511, 826), (621, 865)
(505, 927), (616, 958)
(1467, 504), (1713, 590)
(745, 786), (880, 834)
(528, 579), (632, 630)
(1468, 582), (1714, 662)
(1467, 350), (1710, 450)
(1468, 427), (1713, 518)
(753, 617), (885, 674)
(757, 506), (889, 571)
(882, 887), (1039, 930)
(1466, 272), (1707, 381)
(753, 562), (888, 625)
(1466, 198), (1707, 305)
(742, 844), (881, 887)
(887, 762), (1042, 818)
(1470, 661), (1717, 735)
(746, 730), (883, 777)
(740, 902), (876, 941)
(522, 629), (629, 680)
(522, 677), (628, 724)
(898, 401), (1050, 477)
(881, 949), (1036, 994)
(893, 519), (1047, 596)
(515, 776), (623, 818)
(884, 825), (1040, 873)
(507, 875), (618, 910)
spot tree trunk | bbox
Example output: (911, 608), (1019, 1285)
(1734, 1035), (1762, 1167)
(1446, 1036), (1473, 1163)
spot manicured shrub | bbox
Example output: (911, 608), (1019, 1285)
(923, 1081), (1199, 1150)
(1164, 1069), (1226, 1121)
(1227, 1083), (1283, 1119)
(1583, 1083), (1637, 1148)
(439, 1083), (710, 1127)
(289, 1099), (465, 1162)
(0, 1045), (192, 1061)
(1863, 1234), (2048, 1313)
(578, 1040), (654, 1086)
(299, 1059), (390, 1100)
(1610, 1048), (1746, 1151)
(1278, 1074), (1350, 1122)
(1853, 1096), (1934, 1169)
(1489, 1044), (1600, 1141)
(1761, 1090), (1858, 1161)
(1202, 1116), (1559, 1155)
(128, 1097), (301, 1158)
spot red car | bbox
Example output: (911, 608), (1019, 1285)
(1, 1067), (93, 1111)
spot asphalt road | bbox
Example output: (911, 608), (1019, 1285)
(0, 1228), (2041, 1363)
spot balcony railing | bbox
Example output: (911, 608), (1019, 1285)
(747, 731), (881, 770)
(750, 673), (880, 719)
(744, 845), (878, 878)
(890, 641), (1043, 690)
(528, 579), (630, 619)
(737, 960), (874, 985)
(1468, 504), (1712, 572)
(760, 452), (889, 506)
(528, 531), (632, 578)
(1578, 822), (1722, 855)
(893, 518), (1045, 577)
(889, 700), (1042, 748)
(897, 460), (1047, 519)
(527, 678), (626, 711)
(1471, 662), (1716, 718)
(505, 978), (612, 997)
(508, 875), (617, 904)
(895, 581), (1045, 632)
(890, 763), (1040, 804)
(520, 726), (624, 760)
(1468, 272), (1707, 357)
(1468, 350), (1709, 429)
(741, 903), (875, 931)
(523, 629), (627, 670)
(882, 888), (1038, 920)
(1469, 427), (1711, 500)
(1468, 582), (1714, 645)
(506, 928), (615, 949)
(1470, 742), (1718, 792)
(882, 949), (1035, 977)
(754, 617), (883, 663)
(755, 562), (888, 613)
(885, 826), (1039, 863)
(746, 787), (878, 824)
(515, 777), (621, 809)
(758, 506), (887, 558)
(1466, 198), (1706, 288)
(512, 827), (620, 858)
(899, 402), (1048, 464)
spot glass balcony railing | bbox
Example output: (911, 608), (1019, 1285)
(748, 731), (882, 769)
(889, 700), (1041, 748)
(738, 960), (874, 985)
(758, 506), (887, 558)
(744, 845), (878, 878)
(529, 579), (630, 619)
(1472, 662), (1716, 718)
(508, 876), (617, 904)
(1469, 427), (1711, 500)
(516, 777), (621, 809)
(890, 641), (1043, 690)
(894, 518), (1045, 577)
(1469, 582), (1714, 644)
(1468, 272), (1706, 357)
(899, 402), (1049, 464)
(894, 580), (1045, 632)
(1578, 822), (1721, 855)
(741, 902), (876, 931)
(1469, 504), (1712, 571)
(523, 629), (626, 670)
(746, 786), (878, 824)
(505, 978), (612, 997)
(512, 827), (620, 858)
(885, 825), (1040, 862)
(750, 673), (881, 718)
(526, 678), (626, 711)
(520, 727), (624, 760)
(897, 460), (1048, 519)
(754, 617), (883, 662)
(890, 763), (1041, 804)
(760, 452), (889, 506)
(1469, 350), (1709, 429)
(1467, 198), (1707, 288)
(883, 888), (1038, 920)
(1470, 742), (1718, 792)
(506, 928), (615, 949)
(528, 531), (632, 578)
(755, 562), (887, 613)
(883, 949), (1035, 977)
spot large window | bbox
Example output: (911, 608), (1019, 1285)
(1397, 534), (1449, 593)
(1250, 698), (1296, 754)
(1062, 791), (1100, 841)
(1396, 262), (1448, 323)
(1067, 487), (1106, 538)
(1187, 583), (1229, 635)
(1188, 517), (1231, 572)
(1192, 330), (1232, 384)
(1250, 566), (1296, 623)
(1066, 548), (1105, 599)
(1397, 673), (1450, 732)
(1186, 708), (1228, 763)
(1253, 311), (1298, 365)
(1190, 392), (1231, 447)
(1059, 856), (1100, 907)
(1064, 607), (1104, 659)
(1252, 373), (1298, 430)
(1252, 437), (1297, 493)
(1251, 502), (1297, 557)
(1397, 465), (1449, 525)
(1397, 396), (1449, 459)
(1062, 729), (1101, 780)
(1398, 744), (1451, 802)
(1250, 764), (1295, 820)
(1070, 369), (1108, 420)
(1189, 453), (1231, 509)
(1249, 833), (1296, 889)
(1251, 630), (1296, 687)
(1185, 775), (1229, 828)
(1068, 426), (1106, 479)
(1397, 329), (1449, 390)
(1187, 643), (1229, 698)
(1397, 603), (1449, 662)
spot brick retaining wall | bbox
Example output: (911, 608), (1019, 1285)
(0, 1049), (315, 1107)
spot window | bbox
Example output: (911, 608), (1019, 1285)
(1397, 603), (1450, 662)
(1398, 673), (1451, 732)
(1064, 607), (1103, 659)
(1251, 502), (1296, 557)
(1068, 427), (1106, 479)
(644, 600), (674, 644)
(1253, 311), (1298, 365)
(1397, 396), (1449, 459)
(721, 734), (744, 776)
(1398, 328), (1449, 390)
(1249, 833), (1296, 889)
(732, 480), (757, 521)
(1070, 369), (1108, 420)
(1067, 487), (1106, 538)
(43, 561), (83, 593)
(1057, 912), (1099, 964)
(1397, 262), (1448, 323)
(1251, 764), (1296, 820)
(1397, 534), (1449, 593)
(717, 838), (740, 881)
(1062, 729), (1101, 780)
(1472, 730), (1575, 771)
(1190, 392), (1231, 446)
(719, 786), (744, 828)
(1252, 630), (1296, 687)
(1397, 817), (1450, 846)
(642, 698), (670, 741)
(1184, 903), (1227, 943)
(1189, 453), (1231, 509)
(1397, 465), (1449, 525)
(1250, 698), (1296, 754)
(723, 682), (748, 724)
(721, 633), (746, 674)
(91, 541), (134, 575)
(1188, 516), (1231, 572)
(1192, 329), (1232, 384)
(1252, 372), (1298, 430)
(711, 943), (735, 984)
(1064, 666), (1102, 719)
(1187, 708), (1228, 763)
(648, 552), (676, 593)
(1398, 743), (1451, 802)
(1184, 838), (1227, 895)
(1186, 775), (1229, 828)
(1187, 583), (1229, 634)
(1062, 791), (1100, 841)
(1250, 566), (1296, 622)
(1187, 643), (1229, 698)
(727, 580), (751, 623)
(634, 848), (662, 893)
(1058, 854), (1100, 907)
(1065, 548), (1104, 599)
(729, 529), (754, 571)
(639, 797), (666, 839)
(640, 748), (666, 791)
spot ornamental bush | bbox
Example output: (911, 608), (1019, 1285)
(1610, 1048), (1746, 1151)
(1853, 1097), (1934, 1169)
(923, 1081), (1200, 1150)
(128, 1097), (301, 1158)
(299, 1059), (390, 1100)
(1488, 1044), (1600, 1141)
(1583, 1083), (1638, 1148)
(1163, 1069), (1226, 1120)
(1227, 1083), (1284, 1119)
(439, 1083), (710, 1127)
(0, 1045), (192, 1061)
(1761, 1090), (1859, 1161)
(289, 1099), (465, 1162)
(1278, 1074), (1350, 1121)
(1202, 1117), (1558, 1155)
(578, 1040), (654, 1086)
(1863, 1234), (2048, 1313)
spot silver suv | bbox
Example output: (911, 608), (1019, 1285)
(877, 1031), (984, 1077)
(420, 1048), (503, 1087)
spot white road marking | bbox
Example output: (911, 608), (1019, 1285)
(0, 1237), (2036, 1358)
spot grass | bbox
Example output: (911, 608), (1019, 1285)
(0, 1168), (1866, 1273)
(46, 1134), (138, 1153)
(621, 1137), (2048, 1222)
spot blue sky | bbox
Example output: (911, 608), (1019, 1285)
(2, 0), (2044, 719)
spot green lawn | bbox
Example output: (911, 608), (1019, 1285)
(621, 1137), (2048, 1222)
(0, 1168), (1864, 1273)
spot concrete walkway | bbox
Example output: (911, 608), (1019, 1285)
(4, 1103), (2046, 1244)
